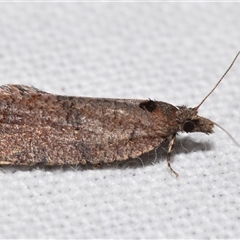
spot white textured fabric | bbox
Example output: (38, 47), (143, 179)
(0, 3), (240, 239)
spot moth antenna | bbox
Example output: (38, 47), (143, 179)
(195, 51), (240, 110)
(213, 121), (240, 147)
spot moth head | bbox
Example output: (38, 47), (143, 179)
(176, 106), (214, 134)
(174, 51), (240, 145)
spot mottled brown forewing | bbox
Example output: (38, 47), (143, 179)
(0, 85), (179, 166)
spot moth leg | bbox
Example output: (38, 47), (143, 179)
(167, 135), (179, 177)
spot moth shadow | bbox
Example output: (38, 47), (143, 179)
(0, 135), (213, 173)
(103, 135), (214, 170)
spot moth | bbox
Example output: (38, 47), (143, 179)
(0, 52), (239, 176)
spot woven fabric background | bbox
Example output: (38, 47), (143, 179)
(0, 3), (240, 239)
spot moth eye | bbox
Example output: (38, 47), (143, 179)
(183, 120), (195, 132)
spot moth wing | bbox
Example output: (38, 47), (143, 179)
(0, 86), (178, 166)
